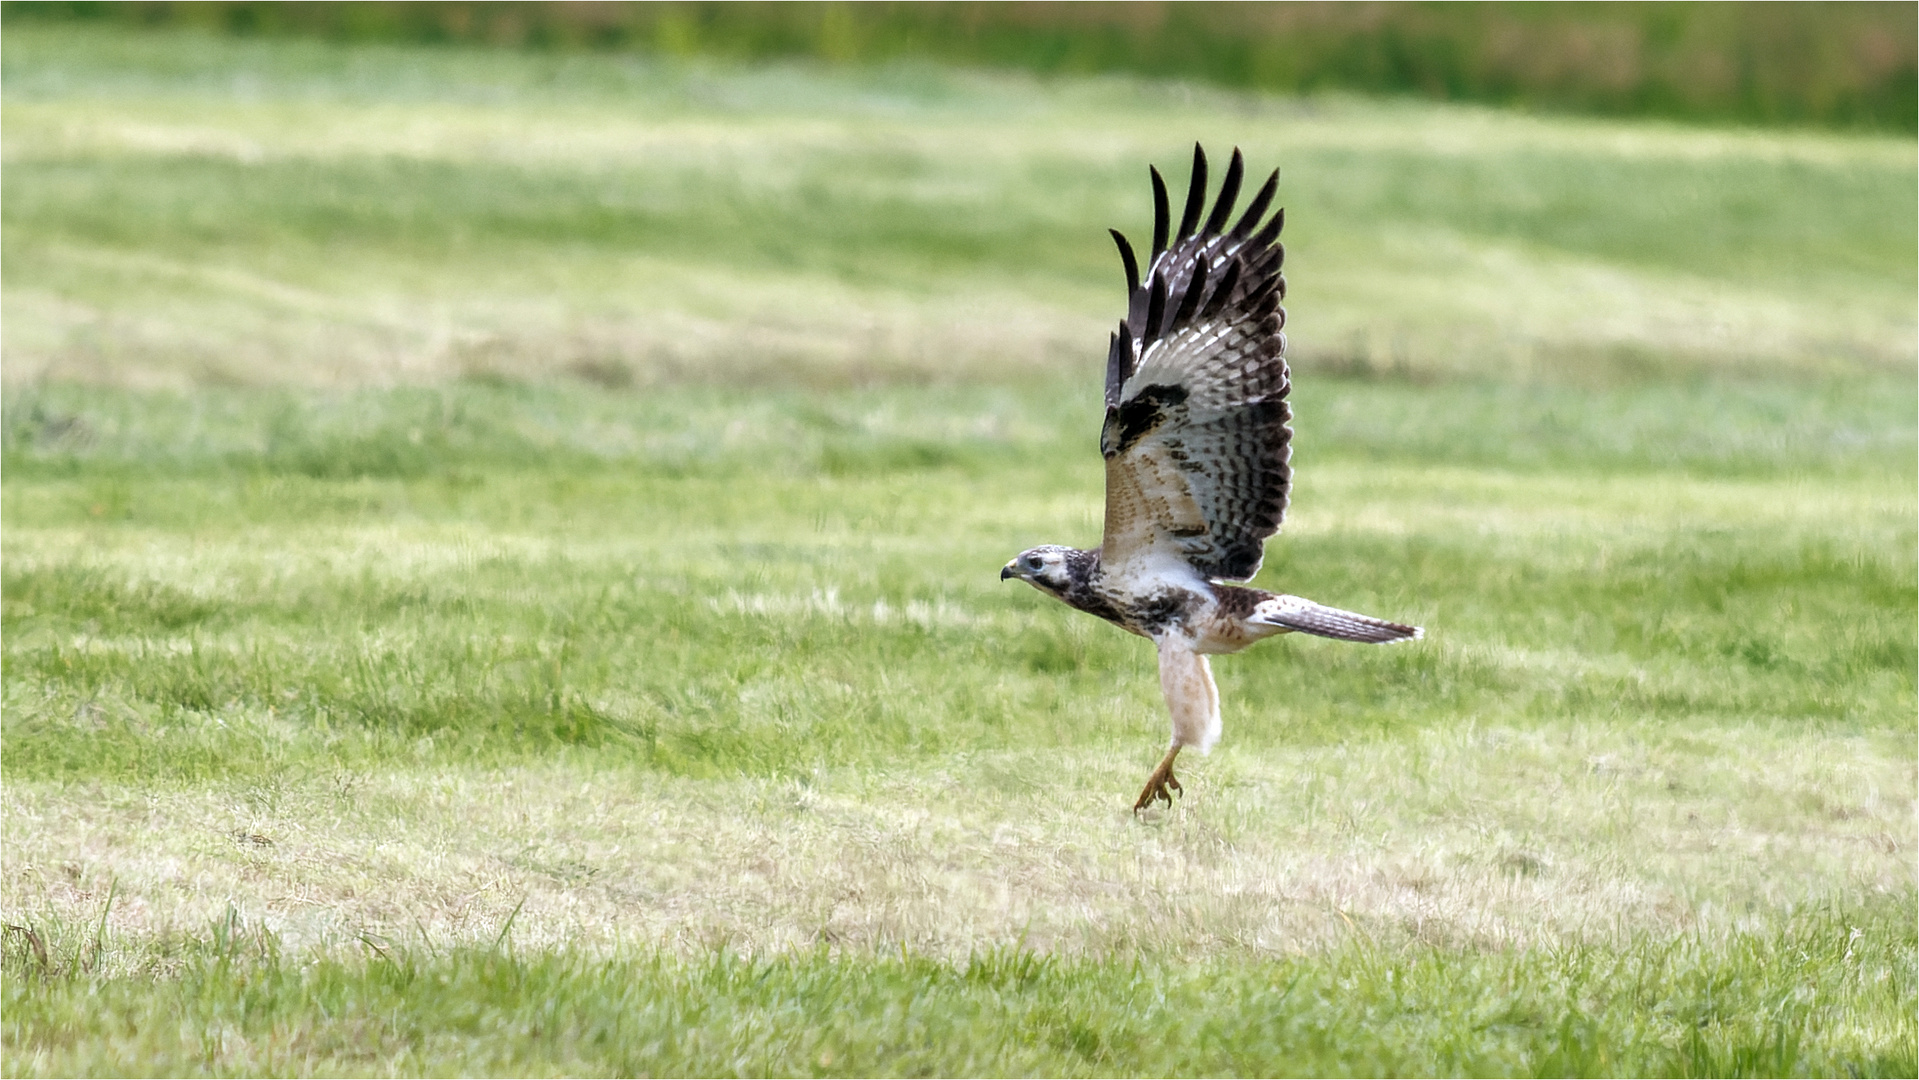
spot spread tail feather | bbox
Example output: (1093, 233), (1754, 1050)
(1253, 595), (1422, 644)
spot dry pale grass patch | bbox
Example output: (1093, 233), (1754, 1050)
(6, 720), (1908, 972)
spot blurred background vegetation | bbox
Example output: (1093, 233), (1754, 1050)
(9, 0), (1916, 132)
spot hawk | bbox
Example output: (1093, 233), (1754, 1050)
(1001, 144), (1422, 812)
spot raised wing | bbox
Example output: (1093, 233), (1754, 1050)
(1099, 145), (1292, 582)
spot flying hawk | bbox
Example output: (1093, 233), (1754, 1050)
(1001, 144), (1422, 812)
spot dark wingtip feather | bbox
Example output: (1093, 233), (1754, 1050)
(1170, 257), (1208, 328)
(1251, 206), (1284, 250)
(1202, 147), (1244, 236)
(1231, 169), (1278, 239)
(1245, 271), (1281, 309)
(1200, 258), (1241, 319)
(1144, 271), (1167, 344)
(1175, 143), (1207, 242)
(1244, 246), (1281, 280)
(1104, 327), (1126, 407)
(1109, 229), (1140, 296)
(1150, 167), (1170, 257)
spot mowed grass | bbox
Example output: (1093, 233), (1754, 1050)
(6, 379), (1913, 1075)
(3, 24), (1916, 1078)
(5, 23), (1915, 390)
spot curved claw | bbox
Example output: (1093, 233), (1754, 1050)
(1132, 748), (1185, 813)
(1133, 772), (1182, 812)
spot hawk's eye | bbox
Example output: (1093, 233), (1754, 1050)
(1025, 555), (1045, 571)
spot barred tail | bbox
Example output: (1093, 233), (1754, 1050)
(1252, 595), (1422, 644)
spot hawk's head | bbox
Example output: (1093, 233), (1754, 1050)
(1001, 545), (1078, 594)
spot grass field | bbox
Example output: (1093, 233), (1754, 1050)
(3, 24), (1915, 1077)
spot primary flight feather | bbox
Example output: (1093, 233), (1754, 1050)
(1001, 145), (1422, 811)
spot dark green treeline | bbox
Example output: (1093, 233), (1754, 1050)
(8, 1), (1915, 132)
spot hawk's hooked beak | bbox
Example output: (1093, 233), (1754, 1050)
(1000, 562), (1017, 581)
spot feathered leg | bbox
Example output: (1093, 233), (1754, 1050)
(1136, 635), (1219, 811)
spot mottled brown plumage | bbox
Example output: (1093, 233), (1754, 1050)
(1002, 145), (1423, 811)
